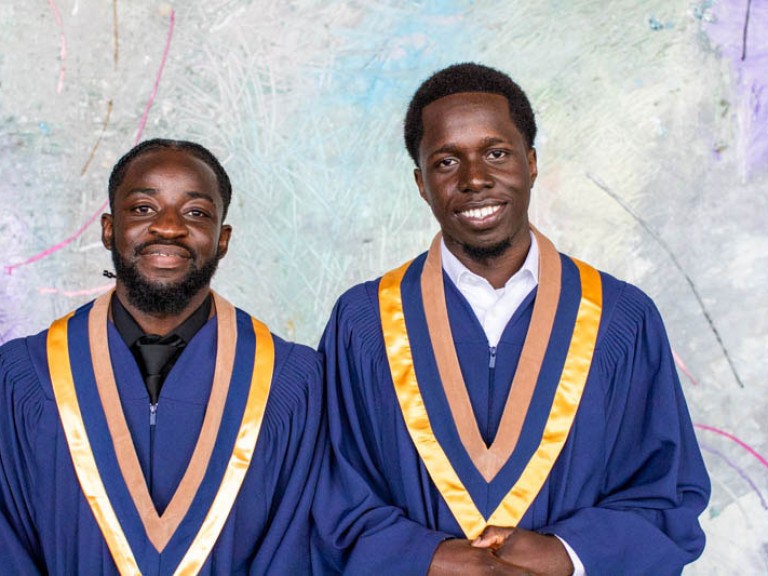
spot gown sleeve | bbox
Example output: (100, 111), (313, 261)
(312, 284), (452, 576)
(243, 340), (327, 575)
(541, 283), (710, 575)
(0, 337), (47, 575)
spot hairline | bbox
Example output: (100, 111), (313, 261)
(403, 63), (537, 167)
(108, 139), (232, 220)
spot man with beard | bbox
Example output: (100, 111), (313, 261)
(313, 64), (710, 575)
(0, 139), (324, 575)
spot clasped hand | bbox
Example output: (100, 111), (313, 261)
(427, 526), (574, 576)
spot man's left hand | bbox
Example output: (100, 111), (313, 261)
(471, 526), (574, 576)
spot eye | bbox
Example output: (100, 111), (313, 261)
(187, 207), (211, 218)
(487, 149), (508, 161)
(435, 157), (457, 169)
(131, 204), (155, 215)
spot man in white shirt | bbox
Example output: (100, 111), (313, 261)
(313, 62), (709, 576)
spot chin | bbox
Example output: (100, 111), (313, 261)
(113, 247), (219, 316)
(461, 238), (511, 261)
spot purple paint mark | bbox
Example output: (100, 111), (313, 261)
(700, 442), (768, 510)
(695, 423), (768, 472)
(703, 0), (768, 179)
(3, 9), (176, 276)
(48, 0), (67, 93)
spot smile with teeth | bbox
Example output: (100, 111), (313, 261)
(147, 250), (187, 257)
(140, 244), (191, 258)
(460, 204), (502, 220)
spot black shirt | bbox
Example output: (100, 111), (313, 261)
(111, 294), (212, 403)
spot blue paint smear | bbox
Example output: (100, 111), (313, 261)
(648, 15), (674, 31)
(691, 0), (716, 22)
(318, 0), (478, 110)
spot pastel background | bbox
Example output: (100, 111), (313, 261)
(1, 1), (765, 571)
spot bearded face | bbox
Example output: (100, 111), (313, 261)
(111, 241), (220, 316)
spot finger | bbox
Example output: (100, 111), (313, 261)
(471, 526), (514, 549)
(471, 534), (502, 548)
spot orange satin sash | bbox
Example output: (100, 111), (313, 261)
(47, 292), (275, 575)
(378, 232), (603, 538)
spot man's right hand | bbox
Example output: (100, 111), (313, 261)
(428, 538), (533, 576)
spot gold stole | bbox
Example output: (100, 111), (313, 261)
(46, 291), (275, 575)
(378, 228), (602, 538)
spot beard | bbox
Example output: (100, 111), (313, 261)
(461, 237), (511, 262)
(111, 243), (220, 315)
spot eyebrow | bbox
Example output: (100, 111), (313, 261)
(124, 188), (217, 203)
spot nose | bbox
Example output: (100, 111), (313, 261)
(148, 208), (188, 238)
(458, 157), (493, 193)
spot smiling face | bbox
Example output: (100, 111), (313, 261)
(101, 148), (232, 316)
(415, 91), (537, 273)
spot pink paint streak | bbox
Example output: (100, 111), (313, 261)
(4, 200), (107, 275)
(48, 0), (67, 93)
(695, 423), (768, 472)
(135, 9), (175, 143)
(672, 349), (699, 386)
(38, 282), (114, 298)
(3, 9), (176, 276)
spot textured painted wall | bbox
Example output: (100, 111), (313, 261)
(1, 1), (766, 571)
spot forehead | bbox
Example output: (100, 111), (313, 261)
(420, 92), (516, 141)
(118, 149), (221, 201)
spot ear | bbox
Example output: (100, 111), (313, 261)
(414, 168), (429, 204)
(527, 147), (538, 187)
(101, 213), (114, 251)
(217, 224), (232, 259)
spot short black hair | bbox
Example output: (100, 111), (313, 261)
(404, 62), (537, 166)
(108, 138), (232, 219)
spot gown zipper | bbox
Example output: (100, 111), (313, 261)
(149, 402), (157, 492)
(488, 346), (497, 444)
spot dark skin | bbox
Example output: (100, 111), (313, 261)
(472, 527), (575, 576)
(101, 149), (232, 335)
(427, 539), (529, 576)
(415, 92), (537, 290)
(427, 529), (573, 576)
(417, 93), (573, 575)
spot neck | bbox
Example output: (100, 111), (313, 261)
(114, 285), (212, 336)
(446, 229), (531, 290)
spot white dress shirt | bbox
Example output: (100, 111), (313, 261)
(441, 232), (586, 576)
(440, 233), (539, 348)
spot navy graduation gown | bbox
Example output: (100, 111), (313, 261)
(313, 252), (710, 575)
(0, 299), (324, 575)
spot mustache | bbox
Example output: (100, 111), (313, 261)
(133, 240), (196, 260)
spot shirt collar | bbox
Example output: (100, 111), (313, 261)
(441, 230), (539, 291)
(111, 292), (213, 347)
